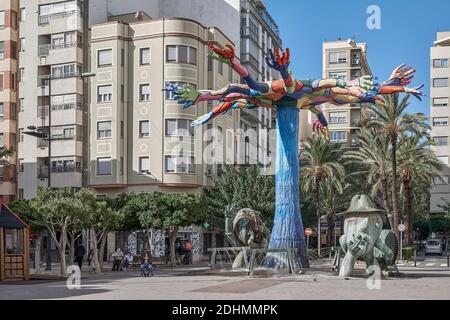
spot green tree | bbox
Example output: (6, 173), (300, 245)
(0, 147), (13, 166)
(9, 200), (45, 274)
(367, 94), (429, 238)
(345, 128), (393, 227)
(300, 136), (345, 254)
(204, 165), (275, 228)
(397, 136), (442, 244)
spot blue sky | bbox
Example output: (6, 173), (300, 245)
(264, 0), (450, 116)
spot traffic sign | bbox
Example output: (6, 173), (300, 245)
(305, 228), (313, 236)
(398, 224), (406, 232)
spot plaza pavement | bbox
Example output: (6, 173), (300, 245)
(1, 262), (450, 300)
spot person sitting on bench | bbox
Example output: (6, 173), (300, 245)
(139, 250), (154, 277)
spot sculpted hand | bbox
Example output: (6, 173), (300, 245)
(191, 112), (214, 127)
(387, 64), (416, 86)
(208, 43), (235, 65)
(312, 118), (329, 140)
(266, 48), (290, 77)
(404, 84), (425, 101)
(163, 82), (200, 109)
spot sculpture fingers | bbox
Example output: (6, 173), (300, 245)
(191, 112), (214, 127)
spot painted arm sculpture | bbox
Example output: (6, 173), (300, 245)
(164, 44), (424, 136)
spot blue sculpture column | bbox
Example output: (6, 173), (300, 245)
(266, 104), (309, 269)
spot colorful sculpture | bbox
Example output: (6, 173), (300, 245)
(165, 43), (423, 269)
(337, 194), (398, 278)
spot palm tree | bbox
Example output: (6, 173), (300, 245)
(345, 128), (393, 227)
(367, 94), (429, 238)
(300, 136), (345, 255)
(397, 136), (442, 244)
(0, 147), (13, 166)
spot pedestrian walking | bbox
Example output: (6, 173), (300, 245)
(74, 243), (86, 270)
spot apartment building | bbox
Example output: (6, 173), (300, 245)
(320, 39), (372, 147)
(16, 0), (89, 199)
(0, 0), (19, 204)
(430, 31), (450, 213)
(89, 17), (242, 196)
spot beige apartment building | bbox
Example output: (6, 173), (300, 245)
(89, 17), (244, 197)
(430, 31), (450, 213)
(320, 39), (372, 147)
(0, 0), (19, 204)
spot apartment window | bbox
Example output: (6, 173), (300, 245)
(97, 121), (112, 139)
(140, 48), (150, 65)
(139, 84), (150, 101)
(10, 103), (16, 120)
(433, 78), (449, 88)
(20, 38), (25, 52)
(120, 121), (124, 138)
(20, 8), (25, 22)
(165, 119), (194, 137)
(330, 131), (347, 143)
(51, 63), (79, 78)
(0, 11), (4, 28)
(434, 97), (449, 107)
(63, 127), (74, 138)
(0, 102), (3, 120)
(208, 56), (213, 71)
(434, 59), (449, 68)
(217, 126), (223, 144)
(11, 73), (15, 90)
(98, 49), (112, 67)
(97, 157), (112, 176)
(51, 94), (78, 110)
(165, 156), (195, 174)
(434, 136), (449, 146)
(139, 157), (150, 175)
(139, 120), (150, 138)
(97, 85), (112, 103)
(330, 51), (347, 64)
(165, 45), (197, 65)
(438, 156), (449, 165)
(435, 176), (449, 185)
(165, 82), (196, 100)
(329, 112), (347, 124)
(433, 117), (448, 127)
(329, 71), (347, 80)
(218, 62), (223, 75)
(0, 41), (4, 59)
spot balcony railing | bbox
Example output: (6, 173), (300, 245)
(38, 102), (83, 117)
(51, 166), (82, 173)
(38, 10), (78, 25)
(39, 42), (81, 56)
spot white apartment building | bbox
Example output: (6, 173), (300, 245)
(430, 31), (450, 213)
(319, 39), (371, 147)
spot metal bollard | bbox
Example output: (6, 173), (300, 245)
(414, 250), (417, 268)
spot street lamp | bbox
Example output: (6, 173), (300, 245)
(23, 71), (96, 271)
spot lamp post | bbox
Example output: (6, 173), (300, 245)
(24, 71), (96, 272)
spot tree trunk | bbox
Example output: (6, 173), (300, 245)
(90, 228), (101, 274)
(381, 177), (393, 229)
(326, 210), (336, 248)
(98, 232), (107, 270)
(68, 233), (75, 265)
(34, 233), (42, 274)
(169, 227), (179, 268)
(58, 228), (67, 278)
(315, 180), (321, 257)
(391, 139), (400, 240)
(403, 180), (413, 245)
(265, 105), (309, 269)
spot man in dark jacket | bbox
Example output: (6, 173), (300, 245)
(74, 244), (86, 269)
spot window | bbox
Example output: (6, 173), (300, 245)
(63, 127), (74, 138)
(20, 38), (25, 51)
(97, 85), (112, 103)
(51, 63), (79, 78)
(438, 156), (449, 165)
(165, 156), (195, 174)
(0, 102), (3, 120)
(435, 176), (449, 185)
(165, 119), (194, 137)
(434, 59), (449, 68)
(329, 71), (347, 80)
(433, 117), (448, 127)
(217, 126), (223, 144)
(139, 84), (150, 101)
(218, 62), (223, 75)
(330, 131), (347, 142)
(434, 136), (448, 146)
(140, 48), (150, 65)
(0, 11), (4, 28)
(10, 41), (16, 59)
(0, 41), (4, 60)
(329, 112), (347, 124)
(165, 45), (197, 65)
(98, 49), (112, 67)
(329, 51), (347, 64)
(97, 121), (112, 139)
(97, 157), (112, 175)
(11, 73), (15, 90)
(434, 97), (448, 107)
(139, 157), (150, 175)
(208, 56), (213, 71)
(139, 120), (150, 138)
(433, 78), (449, 88)
(20, 8), (25, 22)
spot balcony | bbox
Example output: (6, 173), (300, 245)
(38, 11), (78, 26)
(39, 42), (82, 56)
(241, 53), (259, 71)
